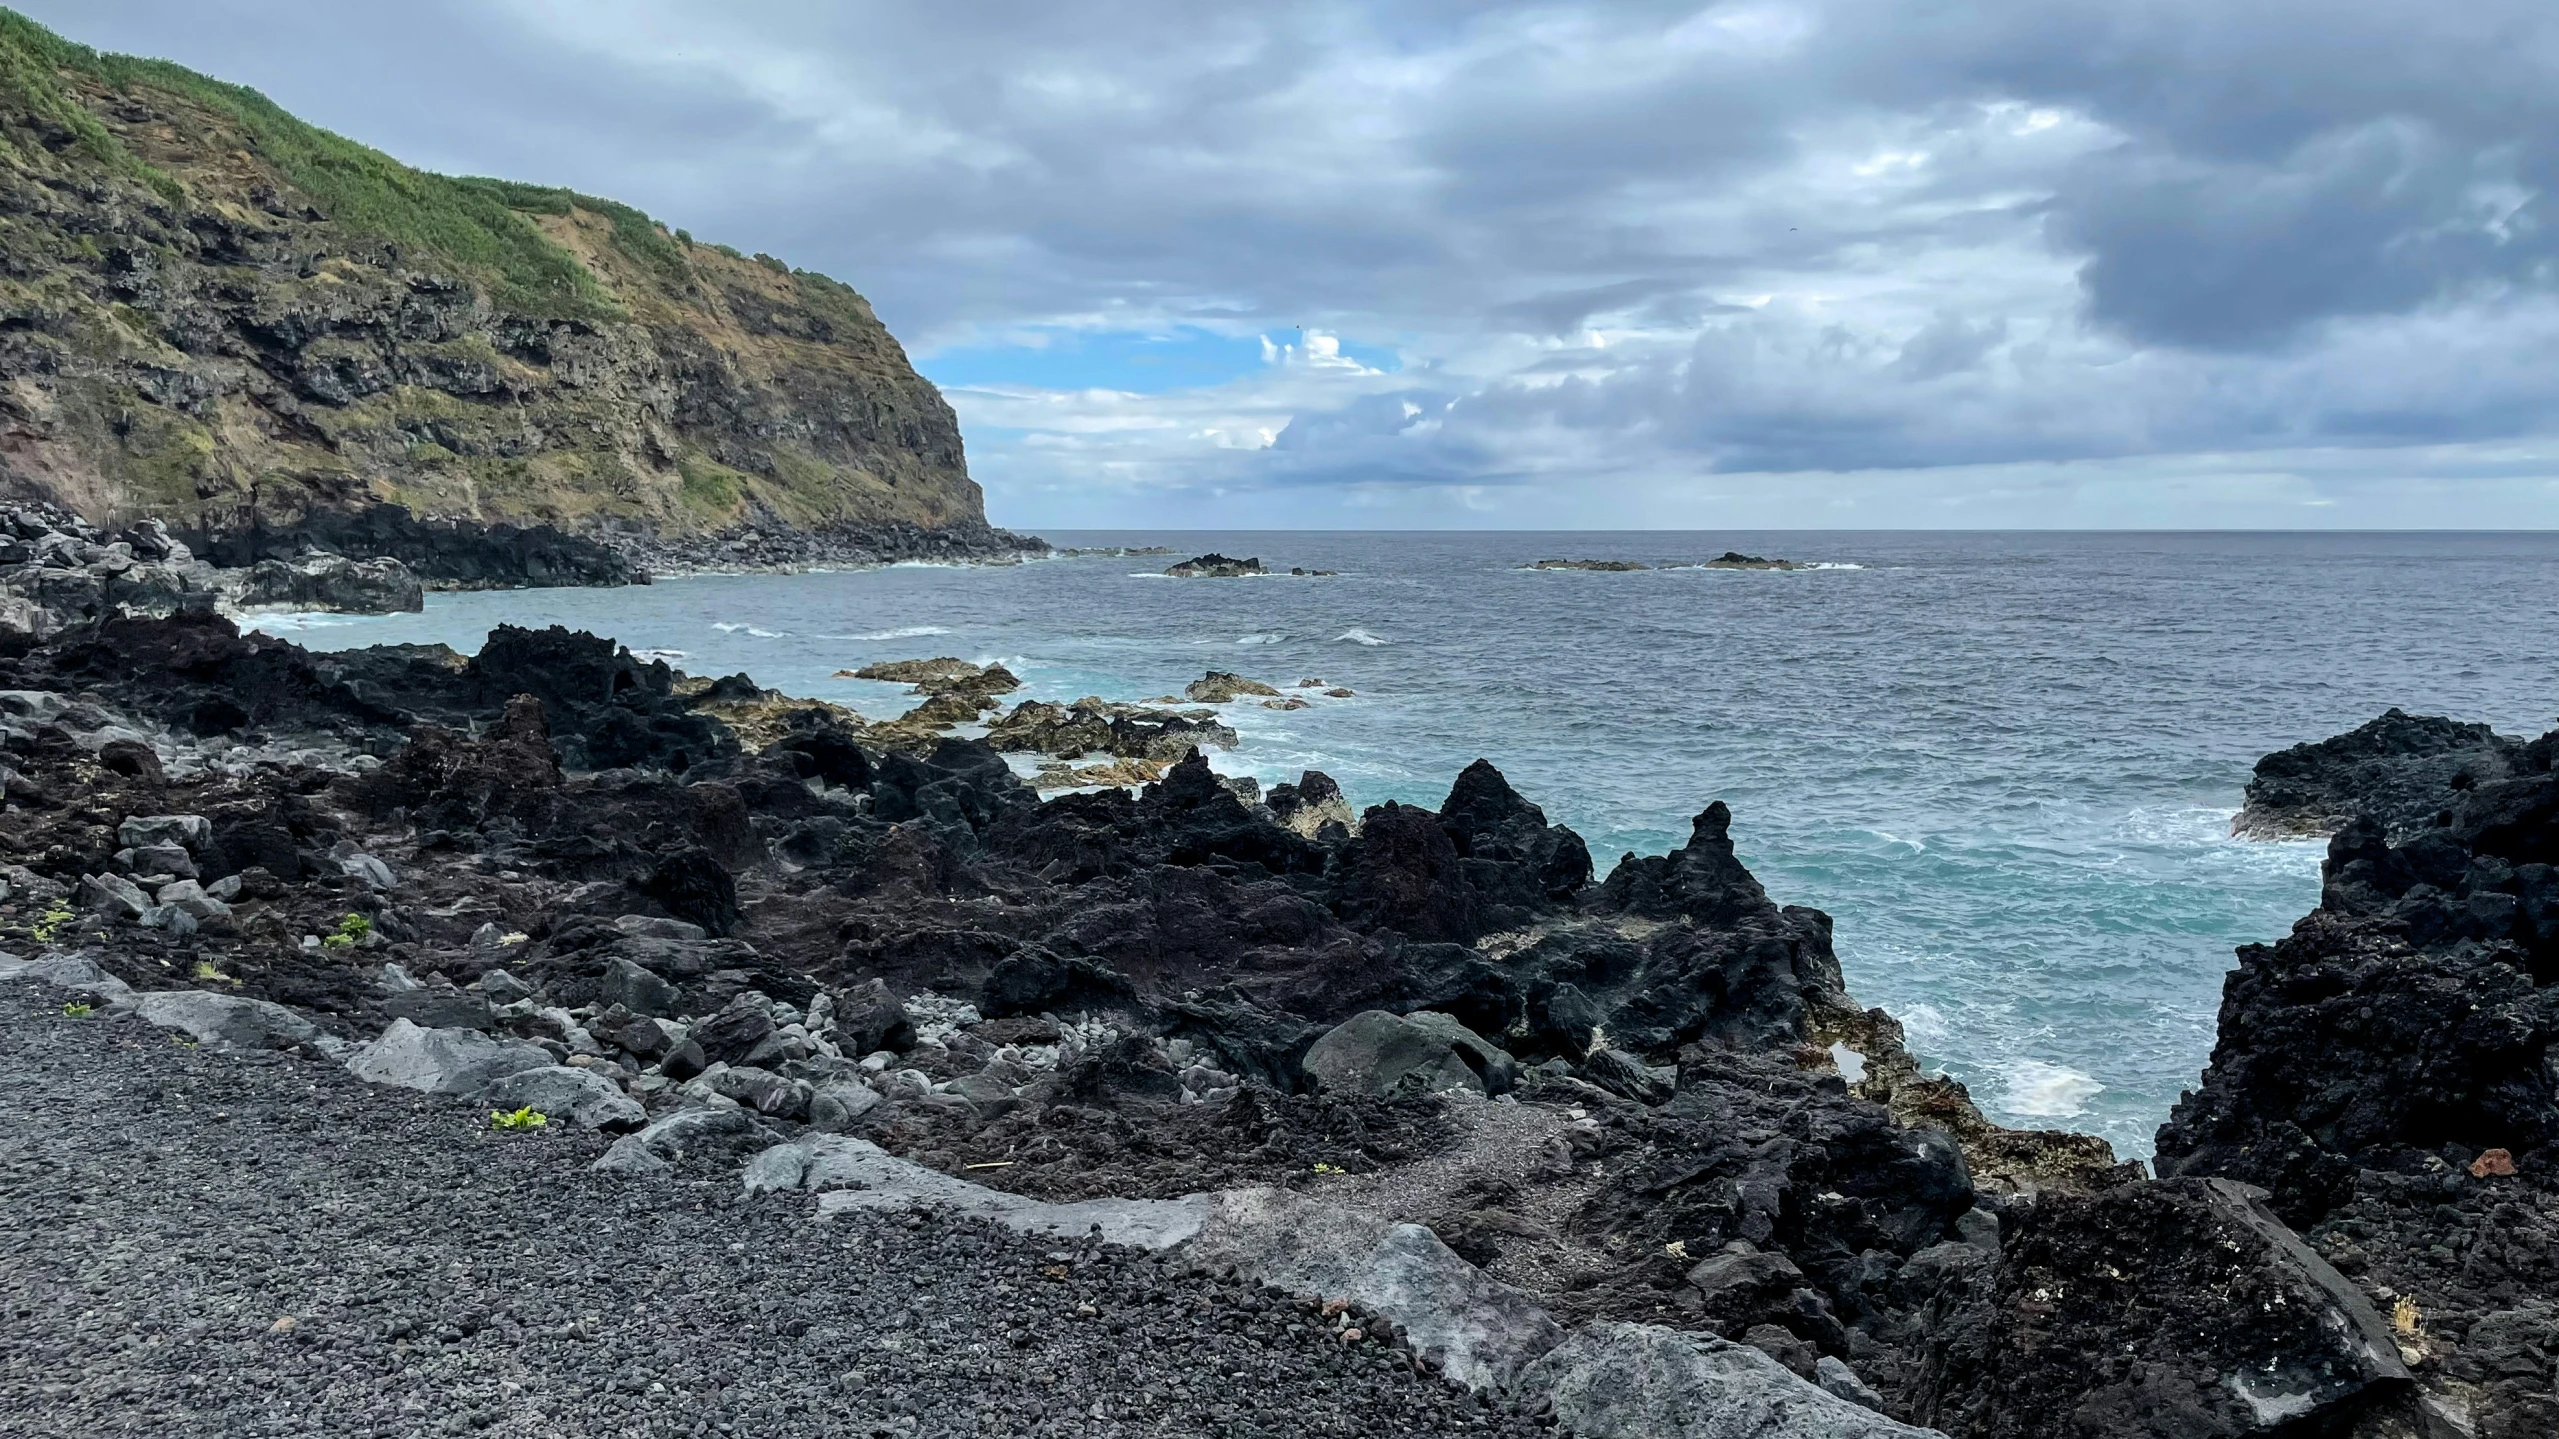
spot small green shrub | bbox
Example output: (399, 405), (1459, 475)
(61, 1001), (93, 1019)
(490, 1107), (548, 1131)
(320, 912), (372, 949)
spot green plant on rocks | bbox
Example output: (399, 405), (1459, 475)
(29, 900), (73, 944)
(60, 1001), (93, 1019)
(321, 913), (372, 950)
(490, 1107), (548, 1132)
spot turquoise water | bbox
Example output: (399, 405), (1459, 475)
(253, 531), (2559, 1160)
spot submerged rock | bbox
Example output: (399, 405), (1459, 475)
(1525, 558), (1648, 571)
(1184, 670), (1282, 704)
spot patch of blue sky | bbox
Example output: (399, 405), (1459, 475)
(920, 325), (1398, 395)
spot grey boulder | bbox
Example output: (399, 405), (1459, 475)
(1519, 1323), (1944, 1439)
(830, 977), (914, 1055)
(345, 1019), (550, 1096)
(593, 1106), (778, 1176)
(131, 990), (317, 1050)
(481, 1066), (646, 1130)
(808, 1078), (883, 1131)
(755, 1136), (1214, 1251)
(77, 872), (148, 920)
(1302, 1009), (1518, 1097)
(597, 957), (680, 1018)
(0, 951), (136, 1005)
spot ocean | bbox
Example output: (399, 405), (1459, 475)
(250, 530), (2559, 1161)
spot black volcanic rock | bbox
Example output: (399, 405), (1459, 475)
(2156, 714), (2559, 1435)
(1165, 553), (1265, 578)
(2234, 707), (2521, 841)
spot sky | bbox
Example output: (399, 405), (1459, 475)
(23, 1), (2559, 529)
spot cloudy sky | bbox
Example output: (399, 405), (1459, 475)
(27, 1), (2559, 528)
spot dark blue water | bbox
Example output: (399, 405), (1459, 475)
(254, 531), (2559, 1159)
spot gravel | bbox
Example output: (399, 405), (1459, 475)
(0, 987), (1549, 1438)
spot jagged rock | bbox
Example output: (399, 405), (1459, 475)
(985, 696), (1236, 763)
(2234, 708), (2520, 840)
(1700, 551), (1810, 571)
(129, 990), (317, 1050)
(1265, 769), (1359, 839)
(479, 1066), (645, 1129)
(344, 1019), (551, 1096)
(1302, 1010), (1518, 1096)
(1817, 1356), (1893, 1414)
(232, 552), (425, 614)
(1521, 1322), (1941, 1438)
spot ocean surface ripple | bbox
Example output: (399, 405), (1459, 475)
(257, 530), (2559, 1160)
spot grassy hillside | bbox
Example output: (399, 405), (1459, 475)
(0, 8), (982, 537)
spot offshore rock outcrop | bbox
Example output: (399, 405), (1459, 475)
(2162, 715), (2559, 1437)
(0, 13), (1021, 574)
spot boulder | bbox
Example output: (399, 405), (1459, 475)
(590, 1004), (674, 1058)
(344, 1019), (551, 1096)
(829, 978), (913, 1055)
(593, 1107), (779, 1176)
(478, 969), (534, 1004)
(705, 1064), (808, 1119)
(808, 1078), (884, 1131)
(480, 1066), (645, 1130)
(0, 952), (135, 1005)
(123, 843), (198, 880)
(597, 957), (681, 1018)
(76, 872), (148, 920)
(116, 814), (212, 852)
(1265, 769), (1359, 840)
(1183, 1187), (1562, 1393)
(233, 552), (425, 614)
(130, 990), (317, 1050)
(1521, 1322), (1941, 1438)
(689, 996), (776, 1065)
(757, 1136), (1215, 1250)
(1302, 1009), (1517, 1096)
(381, 990), (493, 1031)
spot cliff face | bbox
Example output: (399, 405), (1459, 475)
(0, 11), (984, 544)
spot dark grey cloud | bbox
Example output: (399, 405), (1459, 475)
(20, 0), (2559, 522)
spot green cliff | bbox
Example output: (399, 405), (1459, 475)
(0, 9), (985, 542)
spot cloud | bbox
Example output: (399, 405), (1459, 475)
(24, 0), (2559, 524)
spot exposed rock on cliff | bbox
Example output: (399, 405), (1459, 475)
(0, 12), (1007, 563)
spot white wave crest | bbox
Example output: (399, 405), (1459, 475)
(1334, 628), (1390, 647)
(1238, 632), (1288, 646)
(629, 648), (688, 662)
(1999, 1059), (2105, 1119)
(816, 625), (954, 641)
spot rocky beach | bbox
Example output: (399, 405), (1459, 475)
(1, 571), (2550, 1437)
